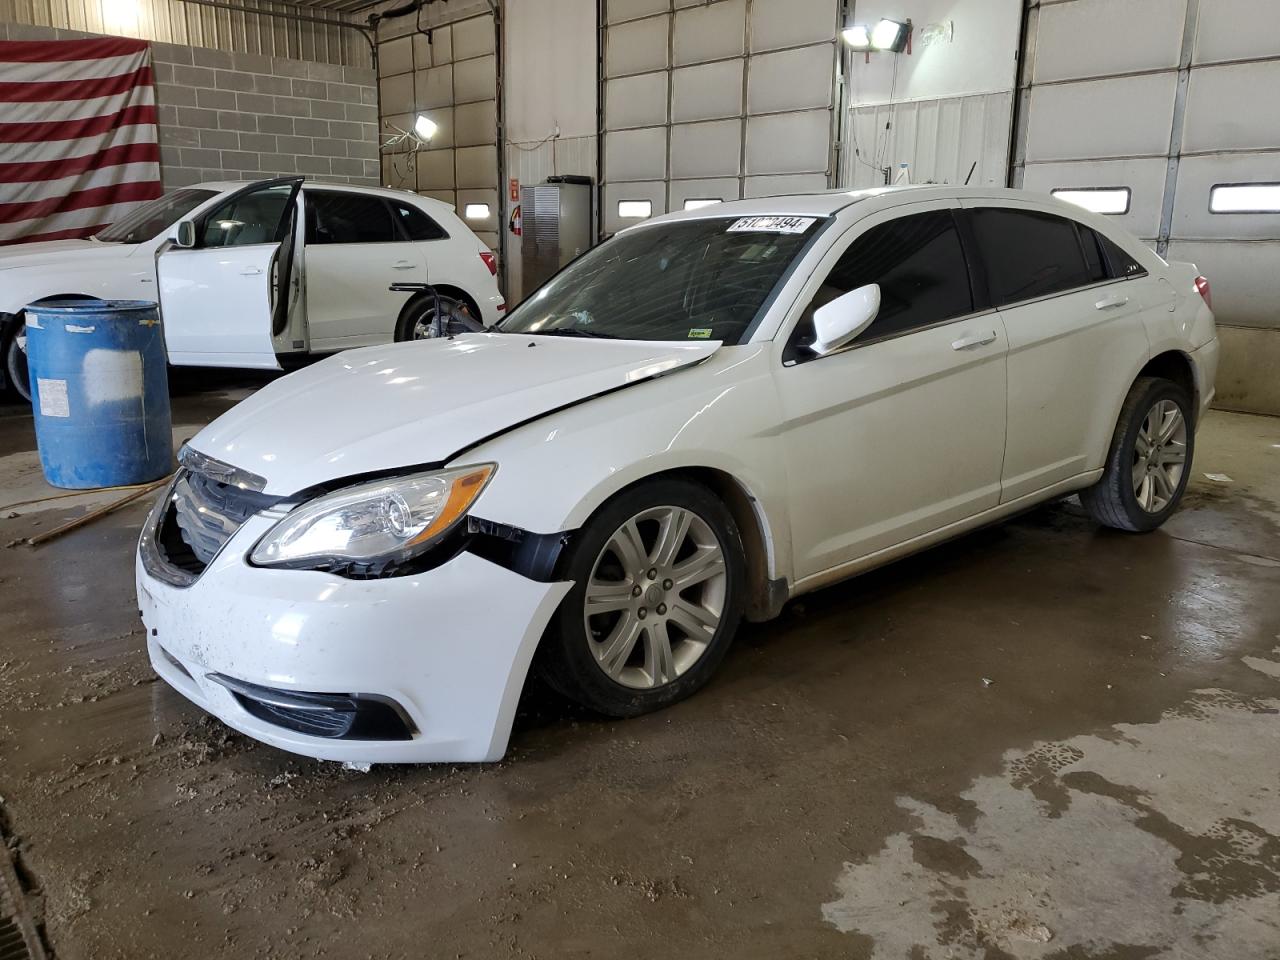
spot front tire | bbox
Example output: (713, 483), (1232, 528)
(1081, 376), (1193, 532)
(4, 318), (30, 402)
(536, 478), (745, 718)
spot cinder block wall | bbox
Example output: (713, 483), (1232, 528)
(150, 42), (379, 188)
(1, 22), (380, 188)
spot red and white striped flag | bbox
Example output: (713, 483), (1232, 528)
(0, 37), (163, 245)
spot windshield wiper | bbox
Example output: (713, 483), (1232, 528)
(528, 328), (619, 340)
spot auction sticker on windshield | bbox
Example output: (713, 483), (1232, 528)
(727, 216), (815, 234)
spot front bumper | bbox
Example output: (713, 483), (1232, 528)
(136, 513), (571, 763)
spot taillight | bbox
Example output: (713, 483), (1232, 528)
(479, 251), (497, 276)
(1194, 275), (1211, 309)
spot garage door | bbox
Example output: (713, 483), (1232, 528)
(600, 0), (840, 235)
(1013, 0), (1280, 332)
(377, 12), (501, 252)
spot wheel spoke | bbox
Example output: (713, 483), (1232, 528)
(596, 612), (642, 678)
(651, 508), (692, 568)
(644, 621), (677, 686)
(1151, 466), (1174, 504)
(672, 546), (725, 591)
(668, 599), (718, 641)
(1157, 404), (1183, 444)
(584, 578), (634, 616)
(1136, 474), (1153, 511)
(608, 520), (648, 575)
(1162, 440), (1187, 465)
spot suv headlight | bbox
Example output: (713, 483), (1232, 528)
(250, 464), (495, 573)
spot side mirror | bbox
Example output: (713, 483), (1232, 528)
(175, 220), (196, 248)
(811, 283), (880, 355)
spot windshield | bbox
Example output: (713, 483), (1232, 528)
(96, 189), (218, 243)
(500, 215), (825, 344)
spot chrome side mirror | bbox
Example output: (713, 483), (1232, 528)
(811, 283), (880, 355)
(175, 220), (196, 248)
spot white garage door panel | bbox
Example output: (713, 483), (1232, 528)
(451, 16), (494, 60)
(1172, 152), (1280, 239)
(416, 65), (453, 110)
(413, 26), (450, 67)
(673, 0), (746, 66)
(453, 55), (496, 104)
(605, 127), (668, 181)
(1025, 73), (1176, 161)
(1035, 0), (1184, 83)
(1193, 0), (1280, 63)
(744, 173), (828, 198)
(605, 181), (667, 235)
(747, 45), (833, 114)
(746, 110), (828, 175)
(456, 145), (498, 189)
(669, 178), (740, 209)
(672, 60), (744, 123)
(455, 100), (496, 147)
(1021, 158), (1168, 239)
(380, 72), (414, 116)
(749, 0), (836, 52)
(671, 119), (743, 179)
(1167, 240), (1280, 329)
(1182, 61), (1280, 153)
(381, 35), (413, 77)
(607, 16), (670, 76)
(415, 149), (456, 190)
(606, 73), (669, 129)
(607, 0), (669, 24)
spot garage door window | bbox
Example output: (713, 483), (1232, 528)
(391, 201), (448, 241)
(307, 192), (397, 245)
(970, 208), (1107, 306)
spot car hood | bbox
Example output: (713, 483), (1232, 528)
(189, 333), (721, 495)
(0, 238), (125, 271)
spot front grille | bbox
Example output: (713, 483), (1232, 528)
(155, 468), (280, 578)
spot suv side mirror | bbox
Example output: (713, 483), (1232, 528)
(175, 220), (196, 248)
(811, 283), (880, 355)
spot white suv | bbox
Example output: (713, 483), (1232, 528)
(0, 178), (505, 399)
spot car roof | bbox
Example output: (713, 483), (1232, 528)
(193, 179), (454, 212)
(644, 184), (1076, 225)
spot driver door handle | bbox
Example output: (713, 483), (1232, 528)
(951, 330), (998, 351)
(1095, 294), (1130, 310)
(239, 267), (263, 276)
(392, 260), (416, 270)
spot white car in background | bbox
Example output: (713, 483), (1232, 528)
(136, 185), (1217, 764)
(0, 178), (504, 400)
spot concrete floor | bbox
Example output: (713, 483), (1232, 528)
(0, 380), (1277, 960)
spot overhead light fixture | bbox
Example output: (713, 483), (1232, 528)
(464, 202), (491, 220)
(683, 198), (721, 210)
(1051, 187), (1131, 215)
(617, 200), (652, 219)
(870, 18), (911, 53)
(840, 24), (871, 50)
(413, 114), (438, 141)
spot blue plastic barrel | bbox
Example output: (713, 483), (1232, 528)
(24, 300), (172, 489)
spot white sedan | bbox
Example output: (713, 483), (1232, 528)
(1, 178), (503, 399)
(136, 185), (1218, 764)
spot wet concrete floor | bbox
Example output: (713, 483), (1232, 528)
(0, 380), (1277, 960)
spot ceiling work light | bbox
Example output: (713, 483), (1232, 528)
(841, 18), (912, 53)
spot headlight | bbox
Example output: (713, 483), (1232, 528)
(250, 464), (495, 572)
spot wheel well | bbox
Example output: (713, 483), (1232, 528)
(1139, 350), (1197, 421)
(396, 285), (482, 338)
(612, 466), (784, 623)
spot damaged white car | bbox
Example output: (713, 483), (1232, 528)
(136, 185), (1217, 764)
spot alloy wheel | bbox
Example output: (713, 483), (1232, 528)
(411, 296), (463, 339)
(1132, 398), (1187, 513)
(583, 505), (727, 690)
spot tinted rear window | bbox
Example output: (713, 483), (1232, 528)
(306, 191), (397, 244)
(970, 208), (1106, 305)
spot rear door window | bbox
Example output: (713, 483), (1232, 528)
(391, 201), (448, 240)
(969, 208), (1107, 305)
(305, 191), (397, 244)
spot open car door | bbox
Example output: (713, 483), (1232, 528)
(157, 178), (303, 369)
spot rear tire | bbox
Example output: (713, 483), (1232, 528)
(4, 318), (30, 403)
(1080, 376), (1193, 532)
(394, 292), (480, 341)
(536, 478), (745, 718)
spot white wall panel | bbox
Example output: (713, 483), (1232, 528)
(669, 178), (741, 209)
(606, 15), (669, 76)
(606, 72), (669, 129)
(744, 173), (828, 197)
(746, 110), (828, 175)
(671, 119), (743, 179)
(1025, 73), (1177, 161)
(416, 64), (454, 109)
(1035, 0), (1184, 83)
(747, 45), (833, 114)
(415, 149), (456, 191)
(451, 15), (494, 59)
(380, 71), (415, 116)
(673, 0), (746, 66)
(671, 60), (743, 122)
(1172, 152), (1280, 239)
(748, 0), (836, 52)
(381, 35), (414, 77)
(455, 145), (498, 188)
(413, 27), (451, 68)
(1182, 61), (1280, 154)
(455, 99), (496, 147)
(1021, 158), (1169, 239)
(454, 55), (496, 103)
(605, 127), (668, 181)
(604, 181), (667, 234)
(607, 0), (669, 24)
(1193, 0), (1280, 63)
(1168, 241), (1280, 329)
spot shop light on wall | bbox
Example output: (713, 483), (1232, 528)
(102, 0), (140, 34)
(841, 18), (912, 53)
